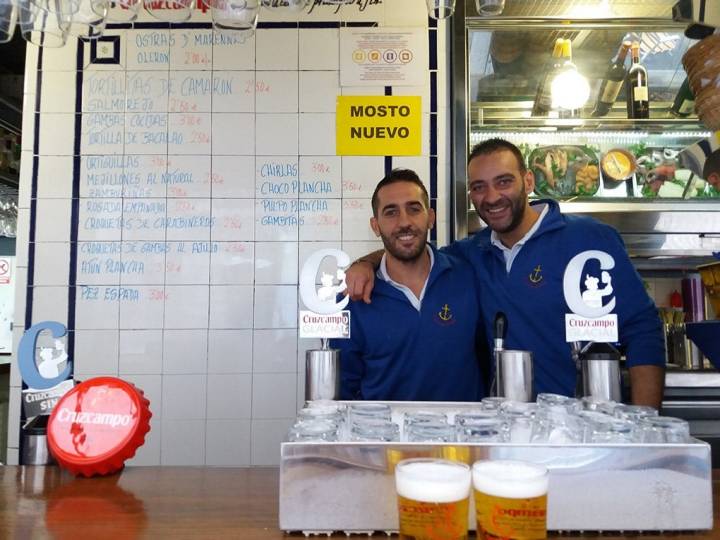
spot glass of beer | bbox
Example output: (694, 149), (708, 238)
(395, 458), (471, 540)
(472, 460), (549, 540)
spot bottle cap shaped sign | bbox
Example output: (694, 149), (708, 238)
(47, 377), (152, 477)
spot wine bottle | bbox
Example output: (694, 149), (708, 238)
(592, 41), (631, 117)
(531, 38), (564, 117)
(669, 77), (695, 117)
(626, 41), (650, 119)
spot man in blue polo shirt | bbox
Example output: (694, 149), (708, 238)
(346, 141), (665, 409)
(331, 169), (486, 401)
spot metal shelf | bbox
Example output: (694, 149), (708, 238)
(470, 102), (706, 133)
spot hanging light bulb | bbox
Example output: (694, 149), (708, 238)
(426, 0), (454, 20)
(551, 69), (591, 111)
(550, 39), (591, 114)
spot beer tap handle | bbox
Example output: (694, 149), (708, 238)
(490, 312), (507, 397)
(494, 312), (507, 352)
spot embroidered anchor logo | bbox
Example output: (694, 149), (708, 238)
(438, 304), (452, 322)
(529, 265), (543, 284)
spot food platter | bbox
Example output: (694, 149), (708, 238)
(528, 145), (600, 197)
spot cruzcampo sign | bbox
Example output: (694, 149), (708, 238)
(336, 95), (422, 156)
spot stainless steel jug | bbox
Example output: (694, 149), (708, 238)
(496, 349), (534, 402)
(579, 342), (622, 402)
(305, 348), (340, 401)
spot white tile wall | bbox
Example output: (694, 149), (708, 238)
(207, 329), (253, 373)
(206, 373), (252, 419)
(161, 418), (206, 465)
(253, 329), (298, 374)
(162, 329), (208, 374)
(119, 329), (164, 374)
(11, 3), (441, 465)
(162, 374), (207, 420)
(74, 329), (120, 376)
(205, 419), (252, 466)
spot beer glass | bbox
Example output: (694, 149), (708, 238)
(395, 458), (471, 540)
(287, 419), (338, 442)
(472, 460), (549, 540)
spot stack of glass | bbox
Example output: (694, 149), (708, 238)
(287, 395), (692, 445)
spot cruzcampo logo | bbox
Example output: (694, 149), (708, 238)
(18, 321), (72, 390)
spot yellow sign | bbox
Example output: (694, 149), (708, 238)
(336, 96), (422, 156)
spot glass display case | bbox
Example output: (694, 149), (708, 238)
(452, 0), (720, 258)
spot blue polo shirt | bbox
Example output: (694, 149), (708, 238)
(331, 245), (486, 401)
(446, 199), (664, 396)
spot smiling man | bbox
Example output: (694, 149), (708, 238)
(345, 141), (665, 409)
(330, 169), (487, 401)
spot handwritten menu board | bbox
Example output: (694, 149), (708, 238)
(19, 1), (436, 466)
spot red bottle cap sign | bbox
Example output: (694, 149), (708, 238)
(47, 377), (152, 477)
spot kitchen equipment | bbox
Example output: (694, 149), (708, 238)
(305, 340), (340, 401)
(21, 415), (55, 466)
(489, 312), (506, 397)
(496, 350), (534, 402)
(579, 342), (622, 402)
(682, 274), (706, 322)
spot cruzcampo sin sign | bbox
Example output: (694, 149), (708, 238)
(336, 95), (421, 156)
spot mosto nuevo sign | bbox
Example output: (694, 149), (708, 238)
(336, 96), (421, 156)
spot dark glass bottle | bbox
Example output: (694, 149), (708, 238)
(592, 41), (631, 117)
(626, 41), (650, 119)
(669, 77), (695, 117)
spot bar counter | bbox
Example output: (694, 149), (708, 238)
(1, 466), (717, 538)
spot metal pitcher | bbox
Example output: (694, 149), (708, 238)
(579, 342), (622, 402)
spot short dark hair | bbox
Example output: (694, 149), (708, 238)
(703, 148), (720, 179)
(371, 168), (430, 217)
(468, 138), (527, 174)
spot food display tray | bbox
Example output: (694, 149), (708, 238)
(279, 401), (713, 535)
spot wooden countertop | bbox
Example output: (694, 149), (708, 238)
(1, 466), (717, 539)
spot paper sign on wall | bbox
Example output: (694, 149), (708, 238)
(340, 27), (428, 87)
(336, 95), (422, 156)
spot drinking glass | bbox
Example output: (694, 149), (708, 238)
(212, 0), (259, 37)
(530, 407), (583, 444)
(613, 404), (658, 422)
(406, 421), (456, 443)
(145, 0), (193, 23)
(500, 401), (536, 443)
(588, 417), (637, 444)
(68, 0), (107, 39)
(455, 417), (508, 443)
(454, 410), (497, 426)
(639, 416), (690, 443)
(350, 418), (399, 442)
(395, 458), (471, 540)
(287, 419), (338, 442)
(473, 460), (548, 540)
(297, 406), (343, 426)
(348, 403), (391, 424)
(581, 397), (618, 415)
(481, 396), (507, 411)
(20, 0), (71, 47)
(0, 1), (17, 43)
(99, 0), (139, 23)
(425, 0), (454, 19)
(404, 410), (447, 430)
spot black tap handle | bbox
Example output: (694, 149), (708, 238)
(494, 312), (507, 341)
